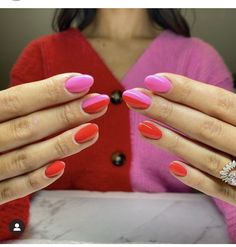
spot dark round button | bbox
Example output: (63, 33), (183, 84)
(112, 152), (126, 166)
(110, 90), (123, 104)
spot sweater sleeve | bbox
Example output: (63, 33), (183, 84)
(188, 38), (236, 243)
(0, 39), (45, 241)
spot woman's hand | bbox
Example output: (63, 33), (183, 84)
(123, 73), (236, 205)
(0, 73), (110, 205)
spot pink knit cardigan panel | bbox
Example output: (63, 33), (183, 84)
(121, 30), (236, 243)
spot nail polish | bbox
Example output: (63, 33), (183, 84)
(122, 90), (151, 109)
(74, 123), (99, 143)
(65, 74), (94, 93)
(82, 94), (110, 114)
(169, 162), (187, 177)
(45, 161), (65, 178)
(144, 74), (172, 93)
(138, 121), (162, 139)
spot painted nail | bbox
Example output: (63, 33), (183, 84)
(82, 94), (110, 114)
(65, 74), (94, 93)
(144, 74), (172, 93)
(45, 161), (65, 178)
(122, 90), (151, 109)
(169, 162), (187, 177)
(74, 123), (99, 143)
(138, 121), (162, 139)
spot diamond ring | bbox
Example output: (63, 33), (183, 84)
(220, 160), (236, 186)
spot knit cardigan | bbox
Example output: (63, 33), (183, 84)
(0, 28), (235, 242)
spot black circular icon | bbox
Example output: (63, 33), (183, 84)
(9, 219), (25, 234)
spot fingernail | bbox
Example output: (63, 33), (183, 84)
(82, 94), (110, 114)
(169, 162), (187, 177)
(122, 90), (151, 109)
(45, 161), (65, 178)
(65, 74), (94, 93)
(74, 123), (99, 143)
(138, 121), (162, 139)
(144, 74), (172, 93)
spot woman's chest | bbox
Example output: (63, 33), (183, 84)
(86, 38), (155, 81)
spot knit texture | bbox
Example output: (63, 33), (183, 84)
(121, 30), (236, 242)
(0, 196), (29, 241)
(0, 28), (235, 242)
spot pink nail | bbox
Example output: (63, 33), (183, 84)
(144, 75), (172, 93)
(122, 90), (151, 109)
(65, 75), (94, 93)
(82, 94), (110, 114)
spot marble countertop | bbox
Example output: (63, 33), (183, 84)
(8, 191), (231, 244)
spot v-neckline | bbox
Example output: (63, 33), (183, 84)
(71, 27), (167, 85)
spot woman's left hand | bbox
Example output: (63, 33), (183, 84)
(123, 73), (236, 205)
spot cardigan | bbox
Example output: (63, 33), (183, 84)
(0, 28), (235, 242)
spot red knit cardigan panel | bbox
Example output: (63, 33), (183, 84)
(0, 28), (132, 241)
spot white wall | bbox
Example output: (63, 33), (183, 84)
(186, 9), (236, 76)
(0, 9), (236, 89)
(0, 9), (54, 89)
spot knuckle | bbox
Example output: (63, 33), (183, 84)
(194, 176), (210, 191)
(44, 78), (62, 105)
(11, 117), (35, 141)
(0, 91), (22, 115)
(193, 176), (206, 190)
(60, 103), (79, 127)
(54, 135), (72, 157)
(0, 186), (15, 202)
(214, 89), (234, 117)
(220, 185), (236, 201)
(158, 100), (174, 122)
(12, 152), (33, 174)
(26, 174), (42, 191)
(205, 154), (223, 175)
(177, 79), (193, 102)
(166, 134), (181, 152)
(198, 119), (222, 141)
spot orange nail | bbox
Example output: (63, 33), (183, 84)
(45, 161), (65, 178)
(169, 162), (187, 177)
(138, 121), (162, 139)
(74, 124), (99, 143)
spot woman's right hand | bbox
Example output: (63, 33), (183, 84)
(0, 73), (110, 205)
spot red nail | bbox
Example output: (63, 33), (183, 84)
(74, 123), (99, 143)
(169, 162), (187, 177)
(82, 94), (110, 114)
(122, 90), (151, 109)
(45, 161), (65, 178)
(138, 121), (162, 139)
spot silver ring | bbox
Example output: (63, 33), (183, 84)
(220, 160), (236, 186)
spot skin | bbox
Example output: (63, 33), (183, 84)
(0, 9), (158, 204)
(82, 9), (162, 81)
(2, 9), (235, 205)
(0, 73), (108, 205)
(127, 73), (236, 206)
(84, 9), (236, 205)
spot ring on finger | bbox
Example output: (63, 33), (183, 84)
(220, 160), (236, 186)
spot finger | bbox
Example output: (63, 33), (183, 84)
(123, 88), (236, 156)
(168, 161), (236, 206)
(138, 120), (231, 179)
(0, 73), (94, 122)
(144, 73), (236, 126)
(0, 93), (109, 152)
(0, 160), (65, 205)
(0, 123), (99, 181)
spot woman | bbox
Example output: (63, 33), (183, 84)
(0, 9), (235, 242)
